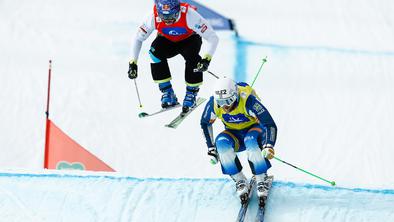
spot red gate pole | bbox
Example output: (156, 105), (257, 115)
(44, 60), (52, 168)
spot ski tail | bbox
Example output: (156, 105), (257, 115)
(138, 103), (181, 118)
(165, 97), (206, 128)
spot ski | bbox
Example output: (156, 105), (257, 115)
(165, 97), (206, 128)
(138, 103), (181, 118)
(255, 175), (274, 222)
(236, 177), (256, 222)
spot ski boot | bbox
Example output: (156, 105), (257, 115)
(236, 180), (250, 204)
(159, 81), (178, 108)
(256, 173), (271, 207)
(182, 86), (199, 113)
(231, 172), (249, 204)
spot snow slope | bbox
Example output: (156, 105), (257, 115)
(1, 171), (393, 222)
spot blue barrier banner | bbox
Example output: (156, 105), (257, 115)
(183, 0), (235, 31)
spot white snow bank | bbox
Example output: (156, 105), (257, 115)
(0, 170), (393, 222)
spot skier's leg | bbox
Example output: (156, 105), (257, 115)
(244, 125), (271, 175)
(179, 34), (203, 112)
(215, 131), (248, 199)
(149, 36), (179, 107)
(244, 125), (272, 197)
(215, 131), (242, 175)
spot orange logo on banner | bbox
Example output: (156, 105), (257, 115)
(44, 120), (114, 172)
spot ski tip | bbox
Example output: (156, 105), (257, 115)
(138, 112), (149, 118)
(331, 181), (336, 186)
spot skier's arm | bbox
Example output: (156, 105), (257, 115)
(200, 97), (217, 148)
(245, 95), (277, 147)
(186, 8), (219, 58)
(130, 13), (155, 62)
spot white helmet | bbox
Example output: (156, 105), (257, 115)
(213, 77), (238, 107)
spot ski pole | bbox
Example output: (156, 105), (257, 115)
(273, 156), (336, 186)
(250, 56), (268, 87)
(194, 67), (220, 79)
(207, 70), (219, 79)
(133, 79), (143, 108)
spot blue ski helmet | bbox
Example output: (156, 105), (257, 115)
(155, 0), (181, 24)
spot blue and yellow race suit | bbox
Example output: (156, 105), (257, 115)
(200, 82), (277, 175)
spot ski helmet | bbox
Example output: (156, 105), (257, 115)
(155, 0), (181, 24)
(213, 77), (238, 108)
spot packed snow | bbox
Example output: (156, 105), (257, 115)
(1, 171), (393, 222)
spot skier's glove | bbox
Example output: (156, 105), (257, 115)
(128, 60), (138, 79)
(262, 144), (275, 160)
(194, 55), (211, 72)
(207, 146), (219, 165)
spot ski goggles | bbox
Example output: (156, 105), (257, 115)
(159, 12), (179, 23)
(216, 94), (237, 107)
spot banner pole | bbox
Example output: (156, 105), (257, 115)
(44, 60), (52, 168)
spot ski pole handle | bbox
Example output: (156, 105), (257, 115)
(133, 79), (143, 108)
(273, 156), (336, 186)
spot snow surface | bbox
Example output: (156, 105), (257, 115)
(1, 171), (393, 222)
(1, 0), (394, 221)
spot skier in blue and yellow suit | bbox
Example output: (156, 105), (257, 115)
(200, 77), (277, 201)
